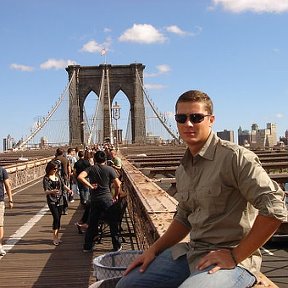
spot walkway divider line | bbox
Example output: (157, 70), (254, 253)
(1, 204), (49, 259)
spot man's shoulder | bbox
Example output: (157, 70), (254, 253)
(217, 138), (257, 160)
(0, 166), (8, 181)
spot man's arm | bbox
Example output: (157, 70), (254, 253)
(112, 177), (121, 199)
(124, 219), (190, 274)
(77, 171), (95, 189)
(4, 178), (13, 209)
(196, 214), (281, 273)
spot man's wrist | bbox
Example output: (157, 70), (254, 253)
(230, 249), (238, 266)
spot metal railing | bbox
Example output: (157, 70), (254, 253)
(5, 157), (53, 189)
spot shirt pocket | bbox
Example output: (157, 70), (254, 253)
(196, 185), (232, 217)
(175, 182), (191, 202)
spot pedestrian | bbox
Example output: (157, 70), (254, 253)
(54, 148), (70, 214)
(0, 166), (13, 256)
(43, 160), (73, 246)
(116, 90), (287, 288)
(74, 150), (91, 206)
(66, 147), (77, 202)
(78, 150), (122, 252)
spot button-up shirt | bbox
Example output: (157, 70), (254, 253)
(172, 131), (287, 274)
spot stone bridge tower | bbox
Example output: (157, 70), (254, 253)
(66, 63), (146, 146)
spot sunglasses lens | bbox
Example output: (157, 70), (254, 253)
(190, 114), (205, 123)
(175, 114), (187, 123)
(175, 113), (208, 124)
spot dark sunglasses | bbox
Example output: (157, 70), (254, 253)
(175, 113), (211, 124)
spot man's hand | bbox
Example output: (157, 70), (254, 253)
(196, 249), (237, 274)
(124, 249), (156, 275)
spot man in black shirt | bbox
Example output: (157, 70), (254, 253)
(78, 150), (122, 252)
(74, 150), (91, 206)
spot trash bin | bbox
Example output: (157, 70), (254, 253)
(93, 250), (143, 280)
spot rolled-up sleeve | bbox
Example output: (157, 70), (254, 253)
(234, 149), (287, 222)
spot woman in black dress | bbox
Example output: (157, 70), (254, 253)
(43, 160), (73, 245)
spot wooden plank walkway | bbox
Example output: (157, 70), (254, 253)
(0, 180), (137, 288)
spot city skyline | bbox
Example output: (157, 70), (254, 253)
(1, 0), (288, 151)
(2, 119), (285, 152)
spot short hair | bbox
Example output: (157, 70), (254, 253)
(45, 160), (58, 175)
(94, 150), (107, 164)
(55, 148), (64, 156)
(67, 147), (75, 154)
(175, 90), (213, 115)
(78, 150), (84, 158)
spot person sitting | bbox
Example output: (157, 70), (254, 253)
(116, 90), (287, 288)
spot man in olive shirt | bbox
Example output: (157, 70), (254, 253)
(116, 90), (287, 288)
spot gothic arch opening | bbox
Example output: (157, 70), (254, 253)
(112, 90), (131, 144)
(66, 64), (146, 146)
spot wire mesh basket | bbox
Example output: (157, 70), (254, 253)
(93, 250), (143, 280)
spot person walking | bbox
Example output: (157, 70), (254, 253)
(74, 150), (91, 206)
(0, 166), (13, 256)
(77, 150), (122, 252)
(54, 148), (70, 214)
(43, 160), (73, 246)
(66, 147), (77, 202)
(116, 90), (287, 288)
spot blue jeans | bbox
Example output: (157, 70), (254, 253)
(115, 249), (256, 288)
(77, 181), (90, 205)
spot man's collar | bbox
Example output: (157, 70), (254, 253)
(198, 131), (217, 160)
(181, 131), (218, 164)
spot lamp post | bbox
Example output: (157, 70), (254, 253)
(112, 101), (121, 150)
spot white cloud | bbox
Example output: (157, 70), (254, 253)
(40, 59), (77, 70)
(119, 24), (166, 44)
(144, 83), (166, 90)
(145, 64), (171, 78)
(80, 38), (112, 53)
(157, 64), (171, 74)
(10, 63), (34, 72)
(166, 25), (187, 36)
(211, 0), (288, 13)
(80, 40), (103, 53)
(276, 113), (284, 118)
(166, 25), (202, 37)
(104, 27), (112, 33)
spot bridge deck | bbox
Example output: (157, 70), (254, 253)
(0, 180), (137, 288)
(0, 146), (287, 288)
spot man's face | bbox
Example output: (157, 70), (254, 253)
(176, 101), (215, 150)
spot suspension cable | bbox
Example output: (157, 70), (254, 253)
(87, 67), (105, 145)
(135, 69), (180, 143)
(14, 71), (76, 150)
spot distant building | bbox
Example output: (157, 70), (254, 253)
(279, 130), (288, 145)
(217, 130), (234, 142)
(238, 127), (251, 147)
(238, 123), (278, 149)
(40, 136), (48, 148)
(3, 134), (14, 151)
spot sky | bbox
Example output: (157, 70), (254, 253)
(1, 0), (288, 149)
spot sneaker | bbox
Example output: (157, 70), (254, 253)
(0, 247), (6, 256)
